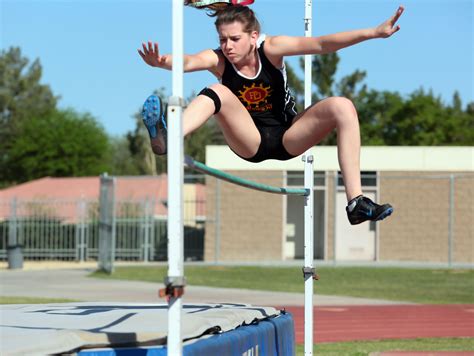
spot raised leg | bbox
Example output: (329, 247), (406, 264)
(183, 83), (261, 159)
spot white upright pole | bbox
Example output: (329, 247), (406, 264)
(304, 0), (312, 109)
(303, 0), (314, 355)
(303, 155), (314, 355)
(167, 0), (185, 355)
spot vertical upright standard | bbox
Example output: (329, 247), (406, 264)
(303, 0), (315, 355)
(167, 0), (185, 355)
(302, 154), (315, 356)
(165, 1), (315, 355)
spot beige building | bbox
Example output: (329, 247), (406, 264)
(203, 146), (473, 265)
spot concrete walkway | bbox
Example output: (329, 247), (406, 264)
(0, 267), (406, 306)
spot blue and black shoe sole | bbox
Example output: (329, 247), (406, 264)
(142, 94), (166, 139)
(374, 207), (394, 221)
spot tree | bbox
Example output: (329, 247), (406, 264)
(0, 47), (59, 182)
(287, 53), (344, 144)
(288, 53), (341, 111)
(107, 136), (142, 176)
(0, 47), (58, 124)
(6, 109), (111, 182)
(446, 92), (474, 145)
(285, 54), (474, 146)
(127, 110), (159, 176)
(356, 89), (405, 145)
(337, 69), (367, 101)
(285, 60), (305, 112)
(310, 52), (340, 100)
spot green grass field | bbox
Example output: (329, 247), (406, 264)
(90, 265), (474, 304)
(296, 337), (474, 355)
(0, 296), (78, 304)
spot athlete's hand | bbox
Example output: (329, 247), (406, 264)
(374, 5), (404, 38)
(138, 41), (166, 67)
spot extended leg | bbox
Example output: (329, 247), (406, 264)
(143, 84), (261, 159)
(183, 84), (261, 159)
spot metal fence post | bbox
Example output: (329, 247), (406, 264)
(215, 178), (221, 264)
(7, 198), (23, 269)
(333, 171), (338, 265)
(150, 197), (156, 261)
(143, 198), (151, 263)
(76, 198), (87, 262)
(98, 174), (116, 274)
(448, 175), (455, 267)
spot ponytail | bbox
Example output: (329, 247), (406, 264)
(185, 1), (256, 20)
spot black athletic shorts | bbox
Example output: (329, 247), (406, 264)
(234, 124), (297, 163)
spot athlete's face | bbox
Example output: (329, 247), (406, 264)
(217, 21), (258, 64)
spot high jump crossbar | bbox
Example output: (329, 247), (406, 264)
(185, 155), (309, 196)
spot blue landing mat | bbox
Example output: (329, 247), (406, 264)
(79, 312), (295, 356)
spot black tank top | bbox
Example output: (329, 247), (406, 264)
(220, 38), (297, 127)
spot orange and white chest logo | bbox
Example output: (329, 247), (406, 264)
(238, 83), (273, 112)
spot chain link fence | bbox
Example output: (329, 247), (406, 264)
(0, 173), (472, 266)
(0, 176), (209, 264)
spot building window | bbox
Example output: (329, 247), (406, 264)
(287, 171), (325, 187)
(338, 171), (377, 187)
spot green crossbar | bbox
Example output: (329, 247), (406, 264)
(185, 155), (309, 196)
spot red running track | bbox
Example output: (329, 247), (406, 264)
(278, 305), (474, 344)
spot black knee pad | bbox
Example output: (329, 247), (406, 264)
(198, 87), (221, 115)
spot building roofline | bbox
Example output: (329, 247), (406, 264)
(205, 146), (474, 172)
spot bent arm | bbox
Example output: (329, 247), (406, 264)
(179, 50), (221, 73)
(138, 42), (221, 74)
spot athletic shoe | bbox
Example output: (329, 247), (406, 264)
(346, 195), (393, 225)
(142, 94), (167, 155)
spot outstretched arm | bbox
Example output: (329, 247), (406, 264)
(266, 6), (404, 57)
(138, 41), (221, 74)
